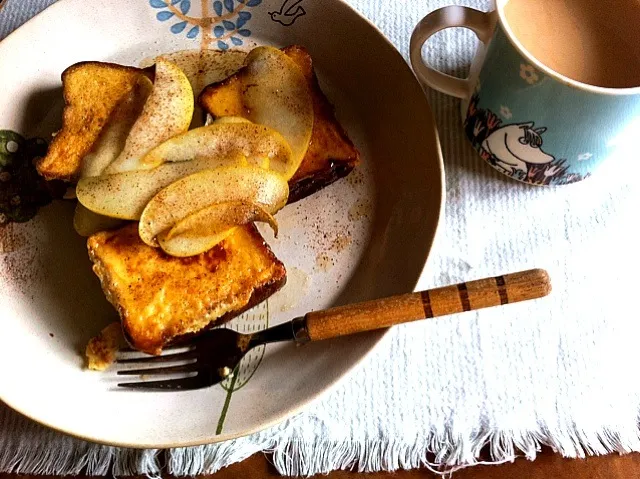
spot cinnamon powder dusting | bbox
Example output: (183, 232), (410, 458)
(0, 222), (41, 295)
(0, 223), (26, 253)
(348, 197), (372, 222)
(315, 252), (333, 272)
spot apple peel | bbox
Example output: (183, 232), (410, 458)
(140, 120), (292, 175)
(105, 59), (194, 173)
(139, 165), (289, 247)
(158, 201), (278, 257)
(76, 154), (245, 220)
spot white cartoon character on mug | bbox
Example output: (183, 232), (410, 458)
(481, 122), (554, 176)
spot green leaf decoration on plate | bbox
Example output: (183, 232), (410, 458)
(216, 300), (270, 434)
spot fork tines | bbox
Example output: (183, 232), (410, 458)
(116, 347), (205, 390)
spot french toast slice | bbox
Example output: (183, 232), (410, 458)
(88, 223), (286, 355)
(199, 45), (361, 203)
(77, 46), (359, 358)
(36, 62), (152, 182)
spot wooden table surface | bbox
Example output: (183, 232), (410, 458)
(2, 449), (638, 478)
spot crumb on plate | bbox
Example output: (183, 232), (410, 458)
(85, 322), (124, 371)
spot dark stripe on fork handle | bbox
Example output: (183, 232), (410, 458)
(420, 291), (434, 318)
(495, 275), (509, 305)
(457, 283), (471, 311)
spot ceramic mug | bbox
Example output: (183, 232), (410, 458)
(409, 2), (640, 186)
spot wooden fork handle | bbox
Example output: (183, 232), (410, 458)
(304, 268), (551, 342)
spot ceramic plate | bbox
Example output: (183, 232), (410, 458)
(0, 0), (444, 448)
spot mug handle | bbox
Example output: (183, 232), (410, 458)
(410, 6), (495, 99)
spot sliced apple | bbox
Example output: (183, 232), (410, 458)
(212, 116), (252, 125)
(80, 76), (153, 178)
(76, 154), (244, 220)
(74, 77), (154, 236)
(158, 201), (278, 257)
(204, 46), (314, 179)
(158, 228), (236, 258)
(205, 115), (251, 128)
(105, 60), (194, 173)
(156, 49), (247, 97)
(139, 165), (289, 247)
(165, 201), (278, 240)
(140, 120), (292, 175)
(154, 49), (247, 128)
(73, 204), (126, 237)
(211, 119), (271, 170)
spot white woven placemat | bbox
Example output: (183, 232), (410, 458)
(2, 0), (640, 476)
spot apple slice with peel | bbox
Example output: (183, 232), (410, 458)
(213, 117), (251, 125)
(139, 165), (289, 247)
(205, 115), (251, 128)
(76, 154), (244, 220)
(158, 201), (279, 257)
(73, 76), (154, 236)
(152, 49), (247, 128)
(140, 120), (293, 174)
(165, 201), (279, 240)
(73, 204), (125, 237)
(236, 46), (313, 178)
(105, 60), (194, 173)
(204, 46), (314, 179)
(80, 76), (153, 178)
(148, 50), (247, 99)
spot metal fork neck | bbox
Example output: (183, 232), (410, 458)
(249, 316), (310, 348)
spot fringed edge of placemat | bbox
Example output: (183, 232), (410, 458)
(0, 407), (160, 476)
(258, 425), (640, 477)
(3, 406), (640, 477)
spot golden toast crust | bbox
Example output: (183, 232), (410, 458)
(88, 223), (286, 355)
(36, 62), (151, 182)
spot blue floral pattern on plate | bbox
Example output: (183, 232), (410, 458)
(150, 0), (262, 50)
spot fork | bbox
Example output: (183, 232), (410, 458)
(117, 268), (551, 390)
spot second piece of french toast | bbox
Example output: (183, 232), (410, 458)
(199, 45), (361, 203)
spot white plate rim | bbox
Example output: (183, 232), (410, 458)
(0, 0), (446, 448)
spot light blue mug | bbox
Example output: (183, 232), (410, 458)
(409, 2), (640, 186)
